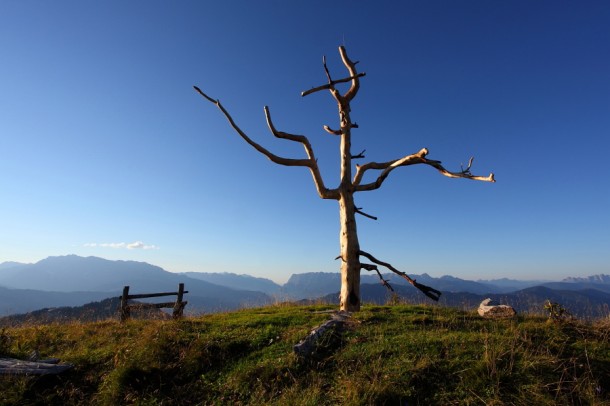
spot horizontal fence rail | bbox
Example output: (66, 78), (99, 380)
(119, 283), (188, 322)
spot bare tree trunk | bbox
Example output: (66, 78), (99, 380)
(339, 193), (361, 311)
(338, 87), (361, 311)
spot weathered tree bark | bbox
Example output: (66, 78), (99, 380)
(293, 311), (351, 358)
(194, 46), (495, 312)
(0, 358), (73, 375)
(339, 193), (361, 311)
(335, 48), (362, 311)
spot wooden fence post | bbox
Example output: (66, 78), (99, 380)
(173, 283), (185, 319)
(120, 286), (130, 322)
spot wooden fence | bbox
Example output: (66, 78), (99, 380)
(119, 283), (188, 322)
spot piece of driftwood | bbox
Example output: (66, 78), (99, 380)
(294, 311), (351, 358)
(478, 298), (516, 319)
(0, 357), (73, 375)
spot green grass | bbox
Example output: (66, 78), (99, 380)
(1, 303), (609, 405)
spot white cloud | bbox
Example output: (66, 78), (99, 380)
(84, 241), (159, 250)
(126, 241), (158, 250)
(101, 243), (128, 249)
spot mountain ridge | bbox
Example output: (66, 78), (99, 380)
(0, 255), (272, 315)
(309, 282), (610, 319)
(562, 274), (610, 284)
(1, 255), (608, 318)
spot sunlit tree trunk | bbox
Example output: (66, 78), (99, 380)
(337, 89), (361, 311)
(338, 192), (361, 311)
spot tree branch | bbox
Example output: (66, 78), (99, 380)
(264, 106), (310, 146)
(323, 125), (342, 136)
(361, 263), (394, 291)
(338, 46), (362, 102)
(351, 149), (366, 159)
(358, 250), (442, 301)
(353, 147), (495, 192)
(355, 207), (377, 220)
(265, 107), (338, 199)
(322, 55), (333, 84)
(301, 46), (365, 99)
(194, 86), (307, 166)
(194, 86), (338, 200)
(301, 73), (366, 97)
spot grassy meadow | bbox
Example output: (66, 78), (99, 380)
(1, 303), (609, 405)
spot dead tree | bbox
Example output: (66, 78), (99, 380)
(194, 46), (495, 312)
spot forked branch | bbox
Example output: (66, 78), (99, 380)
(361, 263), (394, 291)
(193, 86), (338, 200)
(264, 107), (314, 157)
(354, 148), (495, 192)
(301, 74), (366, 98)
(301, 46), (365, 101)
(339, 46), (362, 102)
(359, 250), (442, 301)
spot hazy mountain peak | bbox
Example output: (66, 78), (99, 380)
(0, 261), (27, 270)
(182, 271), (281, 295)
(0, 255), (169, 292)
(562, 274), (610, 284)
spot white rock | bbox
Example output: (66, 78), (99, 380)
(478, 298), (516, 318)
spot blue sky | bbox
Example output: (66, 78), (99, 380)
(1, 1), (609, 283)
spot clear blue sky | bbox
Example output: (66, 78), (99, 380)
(1, 1), (609, 283)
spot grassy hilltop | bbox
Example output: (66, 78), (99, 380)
(1, 304), (609, 405)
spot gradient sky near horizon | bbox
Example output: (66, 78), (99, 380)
(1, 1), (609, 283)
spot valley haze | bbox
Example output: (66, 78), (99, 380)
(1, 255), (609, 320)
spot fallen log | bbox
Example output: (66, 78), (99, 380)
(0, 357), (73, 375)
(294, 311), (351, 358)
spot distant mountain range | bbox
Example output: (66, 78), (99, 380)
(0, 261), (26, 270)
(563, 275), (610, 284)
(1, 255), (609, 321)
(309, 284), (610, 319)
(0, 256), (271, 316)
(0, 285), (113, 316)
(182, 271), (282, 295)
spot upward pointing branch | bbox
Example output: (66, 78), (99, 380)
(338, 46), (361, 101)
(193, 86), (338, 200)
(193, 86), (308, 166)
(301, 47), (366, 98)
